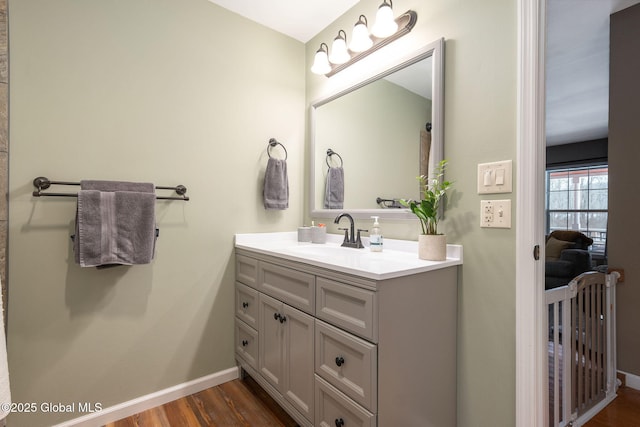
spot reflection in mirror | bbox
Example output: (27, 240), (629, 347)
(309, 38), (444, 219)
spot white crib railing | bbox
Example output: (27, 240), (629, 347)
(546, 271), (620, 427)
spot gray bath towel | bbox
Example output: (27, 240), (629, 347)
(73, 180), (156, 268)
(263, 158), (289, 210)
(324, 167), (344, 209)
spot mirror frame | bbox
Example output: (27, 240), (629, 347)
(309, 37), (445, 220)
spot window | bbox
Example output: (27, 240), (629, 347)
(546, 165), (608, 254)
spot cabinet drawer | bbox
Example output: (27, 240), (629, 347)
(235, 282), (259, 328)
(259, 261), (315, 314)
(235, 319), (258, 370)
(315, 375), (375, 427)
(236, 255), (259, 288)
(316, 277), (377, 341)
(315, 320), (377, 412)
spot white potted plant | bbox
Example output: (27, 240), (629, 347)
(401, 159), (452, 260)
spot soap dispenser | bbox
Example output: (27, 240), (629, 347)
(370, 216), (383, 252)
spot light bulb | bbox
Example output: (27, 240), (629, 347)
(311, 43), (331, 75)
(329, 30), (350, 64)
(349, 15), (373, 53)
(372, 1), (398, 38)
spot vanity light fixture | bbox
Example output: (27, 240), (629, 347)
(310, 8), (417, 77)
(329, 30), (350, 65)
(310, 43), (331, 75)
(372, 0), (398, 38)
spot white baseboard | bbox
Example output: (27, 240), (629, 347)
(51, 366), (239, 427)
(619, 370), (640, 391)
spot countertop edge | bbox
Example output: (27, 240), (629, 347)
(234, 232), (463, 281)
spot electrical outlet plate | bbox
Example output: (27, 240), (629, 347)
(477, 160), (513, 194)
(480, 199), (512, 228)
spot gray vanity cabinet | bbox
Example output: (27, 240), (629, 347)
(235, 249), (458, 427)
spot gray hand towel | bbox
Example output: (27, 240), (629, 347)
(263, 158), (289, 210)
(73, 180), (156, 268)
(324, 166), (344, 209)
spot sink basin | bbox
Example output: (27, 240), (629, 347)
(286, 243), (360, 256)
(284, 242), (416, 263)
(283, 243), (377, 263)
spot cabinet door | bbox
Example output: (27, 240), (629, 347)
(283, 304), (315, 422)
(259, 293), (284, 390)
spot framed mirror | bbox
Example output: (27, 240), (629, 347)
(309, 38), (444, 219)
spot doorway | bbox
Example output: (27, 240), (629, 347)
(516, 0), (640, 425)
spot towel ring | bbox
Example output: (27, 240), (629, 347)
(267, 138), (288, 160)
(326, 149), (343, 168)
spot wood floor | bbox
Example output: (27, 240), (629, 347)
(105, 377), (640, 427)
(584, 386), (640, 427)
(104, 376), (298, 427)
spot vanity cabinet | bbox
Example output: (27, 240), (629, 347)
(235, 248), (458, 427)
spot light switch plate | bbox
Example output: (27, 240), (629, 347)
(480, 199), (512, 228)
(477, 160), (513, 194)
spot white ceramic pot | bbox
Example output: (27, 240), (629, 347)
(418, 234), (447, 261)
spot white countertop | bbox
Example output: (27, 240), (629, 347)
(234, 232), (463, 280)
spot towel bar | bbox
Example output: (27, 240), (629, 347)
(32, 177), (190, 201)
(376, 197), (403, 208)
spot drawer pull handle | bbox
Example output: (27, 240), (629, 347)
(274, 312), (281, 321)
(242, 302), (249, 308)
(241, 340), (248, 347)
(335, 418), (345, 427)
(279, 315), (287, 323)
(335, 356), (345, 367)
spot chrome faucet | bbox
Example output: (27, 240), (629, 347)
(334, 213), (365, 249)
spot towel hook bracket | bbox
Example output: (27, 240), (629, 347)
(267, 138), (288, 160)
(33, 176), (51, 192)
(326, 149), (343, 168)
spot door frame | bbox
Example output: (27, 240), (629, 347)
(516, 0), (547, 425)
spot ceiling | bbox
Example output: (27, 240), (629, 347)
(207, 0), (640, 147)
(206, 0), (360, 43)
(546, 0), (639, 145)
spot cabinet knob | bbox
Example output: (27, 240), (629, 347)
(274, 312), (280, 321)
(335, 356), (345, 367)
(279, 314), (287, 323)
(242, 301), (249, 308)
(335, 418), (345, 427)
(241, 340), (248, 347)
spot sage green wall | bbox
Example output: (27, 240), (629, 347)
(306, 0), (517, 426)
(8, 0), (304, 425)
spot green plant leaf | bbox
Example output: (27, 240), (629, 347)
(403, 159), (452, 235)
